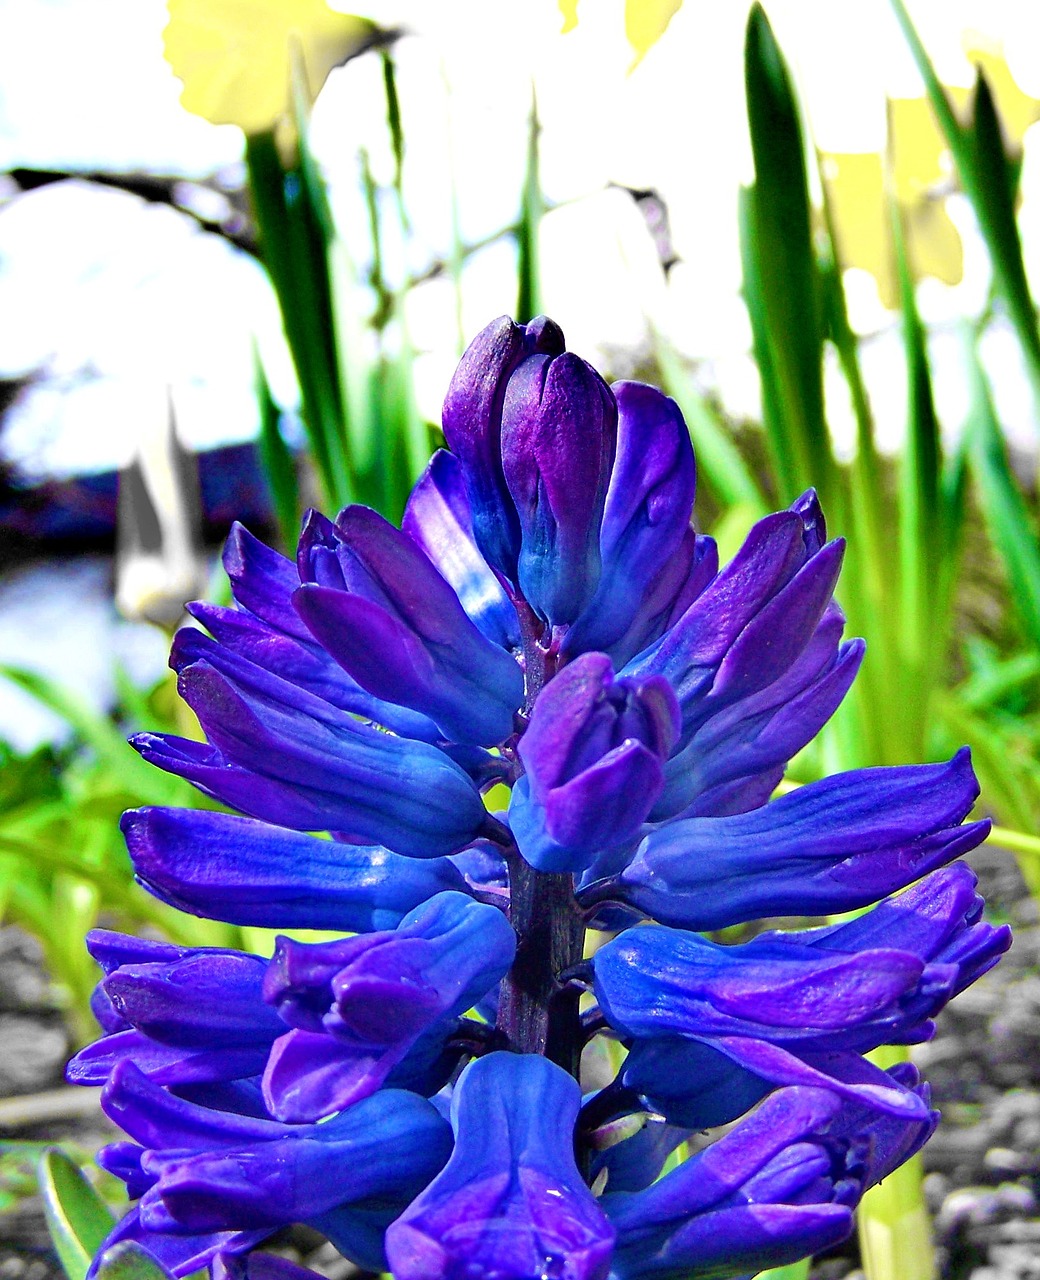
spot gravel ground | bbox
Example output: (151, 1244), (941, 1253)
(0, 842), (1037, 1280)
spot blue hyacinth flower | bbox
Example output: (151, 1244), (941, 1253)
(67, 314), (1010, 1280)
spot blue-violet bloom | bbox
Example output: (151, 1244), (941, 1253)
(68, 315), (1008, 1280)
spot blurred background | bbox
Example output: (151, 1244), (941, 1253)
(2, 2), (1040, 1279)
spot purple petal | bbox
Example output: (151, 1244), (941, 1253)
(145, 1090), (452, 1232)
(565, 381), (696, 657)
(442, 315), (565, 579)
(385, 1053), (616, 1280)
(121, 807), (469, 930)
(624, 507), (814, 696)
(589, 749), (988, 928)
(501, 351), (618, 624)
(260, 1028), (407, 1123)
(102, 951), (283, 1047)
(402, 449), (520, 649)
(222, 523), (311, 643)
(293, 506), (523, 744)
(184, 603), (441, 741)
(134, 655), (487, 857)
(68, 1030), (270, 1088)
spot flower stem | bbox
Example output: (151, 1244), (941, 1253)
(496, 848), (586, 1079)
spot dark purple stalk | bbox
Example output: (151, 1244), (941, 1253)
(496, 846), (586, 1077)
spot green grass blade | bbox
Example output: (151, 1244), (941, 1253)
(892, 196), (944, 739)
(888, 0), (1040, 414)
(38, 1149), (115, 1280)
(966, 70), (1040, 402)
(516, 87), (543, 324)
(964, 331), (1040, 647)
(93, 1243), (173, 1280)
(254, 347), (300, 552)
(382, 50), (407, 214)
(245, 129), (350, 512)
(755, 1262), (810, 1280)
(743, 4), (834, 510)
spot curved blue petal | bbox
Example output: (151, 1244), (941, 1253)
(602, 1074), (935, 1280)
(102, 1062), (452, 1233)
(293, 505), (523, 745)
(403, 449), (520, 650)
(132, 651), (487, 857)
(565, 381), (695, 658)
(385, 1052), (616, 1280)
(501, 351), (618, 625)
(261, 892), (516, 1121)
(121, 808), (469, 930)
(584, 750), (988, 928)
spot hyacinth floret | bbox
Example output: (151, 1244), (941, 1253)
(69, 315), (1011, 1280)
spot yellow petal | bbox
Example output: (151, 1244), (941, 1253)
(821, 150), (963, 309)
(625, 0), (683, 66)
(887, 97), (951, 204)
(821, 152), (898, 308)
(164, 0), (376, 134)
(905, 197), (963, 292)
(559, 0), (580, 35)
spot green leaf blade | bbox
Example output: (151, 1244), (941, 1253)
(38, 1148), (115, 1280)
(93, 1242), (173, 1280)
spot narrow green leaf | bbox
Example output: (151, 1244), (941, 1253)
(816, 201), (883, 527)
(516, 87), (543, 324)
(381, 50), (407, 209)
(964, 332), (1040, 647)
(888, 0), (1040, 415)
(254, 348), (300, 553)
(892, 194), (944, 717)
(966, 70), (1040, 395)
(743, 4), (834, 510)
(245, 129), (350, 512)
(38, 1148), (115, 1280)
(93, 1242), (172, 1280)
(755, 1261), (810, 1280)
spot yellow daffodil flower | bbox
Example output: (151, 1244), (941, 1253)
(823, 39), (1040, 309)
(164, 0), (378, 136)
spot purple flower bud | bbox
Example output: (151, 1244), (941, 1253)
(442, 315), (566, 580)
(603, 1078), (937, 1279)
(385, 1053), (615, 1280)
(501, 348), (618, 625)
(565, 381), (696, 657)
(583, 749), (989, 928)
(509, 652), (680, 872)
(260, 892), (516, 1121)
(593, 863), (1009, 1119)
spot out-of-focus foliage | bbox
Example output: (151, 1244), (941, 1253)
(735, 8), (1040, 1278)
(0, 669), (241, 1045)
